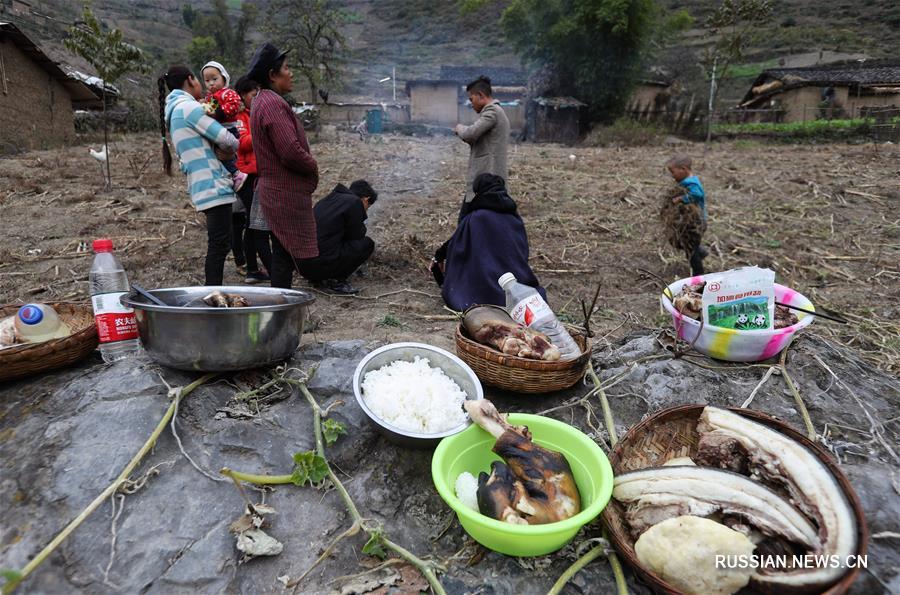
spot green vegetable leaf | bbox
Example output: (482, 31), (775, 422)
(1, 569), (22, 584)
(290, 451), (329, 486)
(323, 419), (347, 445)
(362, 533), (387, 559)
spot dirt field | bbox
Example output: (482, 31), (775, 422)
(1, 132), (898, 371)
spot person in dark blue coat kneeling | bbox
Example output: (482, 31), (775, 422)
(430, 173), (545, 311)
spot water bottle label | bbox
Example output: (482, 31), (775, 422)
(510, 294), (552, 327)
(91, 292), (138, 343)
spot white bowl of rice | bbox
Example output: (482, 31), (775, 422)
(352, 342), (484, 448)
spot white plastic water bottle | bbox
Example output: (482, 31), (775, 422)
(89, 239), (140, 363)
(498, 272), (581, 361)
(14, 304), (71, 343)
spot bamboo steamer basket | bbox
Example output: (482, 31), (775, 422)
(602, 404), (869, 594)
(0, 302), (98, 382)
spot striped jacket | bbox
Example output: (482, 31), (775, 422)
(165, 89), (239, 211)
(251, 89), (319, 259)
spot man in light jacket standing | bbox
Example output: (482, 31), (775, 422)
(454, 76), (509, 205)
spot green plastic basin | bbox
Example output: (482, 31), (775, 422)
(431, 413), (614, 557)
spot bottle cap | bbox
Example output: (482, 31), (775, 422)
(93, 238), (114, 253)
(498, 272), (516, 288)
(17, 304), (44, 325)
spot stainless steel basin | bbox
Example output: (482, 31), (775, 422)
(121, 286), (315, 372)
(352, 342), (484, 449)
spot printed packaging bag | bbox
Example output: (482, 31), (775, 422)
(701, 267), (776, 330)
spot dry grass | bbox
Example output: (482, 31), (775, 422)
(1, 133), (897, 372)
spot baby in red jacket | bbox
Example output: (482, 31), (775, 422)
(201, 60), (247, 191)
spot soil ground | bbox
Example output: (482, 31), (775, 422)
(1, 132), (898, 371)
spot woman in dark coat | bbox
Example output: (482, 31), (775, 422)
(246, 43), (319, 288)
(431, 173), (545, 311)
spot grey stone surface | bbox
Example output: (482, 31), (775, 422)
(0, 332), (897, 594)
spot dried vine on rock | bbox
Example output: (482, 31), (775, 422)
(220, 370), (446, 594)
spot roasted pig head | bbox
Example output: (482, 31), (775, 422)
(465, 399), (581, 525)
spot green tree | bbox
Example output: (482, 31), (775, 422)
(490, 0), (657, 121)
(182, 0), (257, 73)
(186, 36), (218, 75)
(700, 0), (773, 141)
(65, 2), (145, 189)
(263, 0), (349, 104)
(181, 3), (199, 30)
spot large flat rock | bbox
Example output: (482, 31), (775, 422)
(1, 332), (897, 594)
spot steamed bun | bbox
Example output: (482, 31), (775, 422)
(454, 472), (479, 512)
(634, 515), (755, 595)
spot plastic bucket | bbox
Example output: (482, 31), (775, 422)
(661, 275), (815, 362)
(365, 109), (383, 134)
(432, 413), (613, 557)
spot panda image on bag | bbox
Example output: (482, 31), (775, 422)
(752, 314), (767, 328)
(735, 313), (751, 329)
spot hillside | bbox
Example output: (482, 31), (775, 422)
(2, 0), (897, 108)
(333, 0), (519, 100)
(660, 0), (899, 100)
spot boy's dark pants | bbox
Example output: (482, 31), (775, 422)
(235, 175), (261, 272)
(269, 234), (296, 289)
(203, 203), (233, 285)
(231, 211), (247, 268)
(269, 235), (375, 289)
(689, 245), (704, 276)
(297, 238), (375, 283)
(688, 221), (708, 276)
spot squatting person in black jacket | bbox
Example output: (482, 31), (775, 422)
(297, 180), (377, 294)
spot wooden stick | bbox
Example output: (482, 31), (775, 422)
(776, 302), (847, 324)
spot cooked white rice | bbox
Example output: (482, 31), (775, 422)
(361, 356), (468, 433)
(455, 471), (479, 512)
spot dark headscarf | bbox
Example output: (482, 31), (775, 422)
(458, 173), (517, 222)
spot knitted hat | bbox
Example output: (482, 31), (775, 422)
(201, 60), (230, 87)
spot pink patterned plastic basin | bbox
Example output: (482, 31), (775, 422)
(660, 275), (815, 362)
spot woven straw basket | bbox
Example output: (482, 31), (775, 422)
(454, 323), (591, 393)
(0, 302), (98, 383)
(602, 404), (869, 595)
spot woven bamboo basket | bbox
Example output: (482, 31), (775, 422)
(0, 302), (98, 383)
(602, 404), (869, 595)
(454, 323), (591, 393)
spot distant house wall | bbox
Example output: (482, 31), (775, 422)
(458, 102), (525, 131)
(844, 90), (900, 116)
(0, 38), (75, 151)
(628, 83), (670, 113)
(769, 85), (900, 121)
(526, 104), (581, 144)
(408, 82), (458, 126)
(318, 103), (410, 126)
